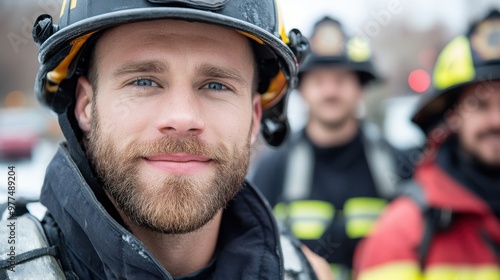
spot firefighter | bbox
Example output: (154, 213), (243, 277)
(355, 10), (500, 280)
(0, 1), (336, 279)
(252, 16), (408, 279)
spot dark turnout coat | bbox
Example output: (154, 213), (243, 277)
(34, 143), (316, 279)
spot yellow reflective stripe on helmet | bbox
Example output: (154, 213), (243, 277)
(60, 0), (67, 17)
(276, 0), (290, 45)
(238, 31), (264, 45)
(46, 32), (95, 93)
(237, 30), (286, 110)
(358, 261), (423, 280)
(425, 265), (500, 280)
(274, 200), (335, 240)
(346, 37), (372, 63)
(344, 197), (386, 238)
(433, 35), (475, 90)
(60, 0), (78, 17)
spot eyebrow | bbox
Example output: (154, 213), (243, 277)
(112, 60), (168, 78)
(196, 64), (248, 87)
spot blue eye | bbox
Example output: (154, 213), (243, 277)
(203, 82), (227, 91)
(133, 79), (158, 87)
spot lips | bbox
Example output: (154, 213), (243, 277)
(142, 153), (212, 174)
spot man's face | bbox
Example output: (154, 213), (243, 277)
(448, 81), (500, 168)
(299, 67), (362, 128)
(75, 20), (262, 234)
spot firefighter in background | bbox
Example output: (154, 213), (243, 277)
(355, 10), (500, 280)
(252, 16), (409, 279)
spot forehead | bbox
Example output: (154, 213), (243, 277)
(92, 19), (254, 69)
(460, 80), (500, 100)
(303, 67), (357, 79)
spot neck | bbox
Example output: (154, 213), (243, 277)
(124, 211), (222, 277)
(306, 116), (359, 148)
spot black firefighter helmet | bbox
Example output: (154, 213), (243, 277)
(298, 16), (377, 86)
(32, 0), (309, 146)
(412, 10), (500, 134)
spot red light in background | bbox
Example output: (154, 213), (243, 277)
(408, 69), (431, 93)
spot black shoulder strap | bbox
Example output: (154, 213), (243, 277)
(42, 214), (80, 280)
(0, 214), (66, 279)
(399, 180), (453, 271)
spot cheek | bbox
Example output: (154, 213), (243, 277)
(456, 114), (483, 142)
(302, 87), (322, 104)
(96, 99), (149, 142)
(205, 102), (253, 143)
(343, 84), (361, 101)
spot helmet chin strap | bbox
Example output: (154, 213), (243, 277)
(261, 95), (289, 146)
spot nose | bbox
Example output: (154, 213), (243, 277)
(155, 86), (205, 137)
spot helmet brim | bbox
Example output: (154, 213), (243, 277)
(411, 64), (500, 133)
(297, 55), (377, 87)
(36, 7), (297, 109)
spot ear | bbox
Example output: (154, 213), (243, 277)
(75, 76), (94, 134)
(250, 94), (262, 144)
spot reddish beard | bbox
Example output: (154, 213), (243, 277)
(86, 113), (251, 234)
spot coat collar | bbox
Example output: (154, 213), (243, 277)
(40, 143), (283, 279)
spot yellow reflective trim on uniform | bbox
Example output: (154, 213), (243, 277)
(274, 200), (335, 240)
(70, 0), (77, 9)
(46, 32), (95, 93)
(346, 37), (372, 62)
(344, 197), (387, 238)
(273, 202), (288, 221)
(291, 221), (327, 240)
(288, 200), (334, 240)
(425, 265), (500, 280)
(346, 219), (378, 239)
(344, 197), (387, 217)
(288, 200), (335, 220)
(358, 261), (423, 280)
(433, 35), (475, 90)
(60, 0), (68, 17)
(330, 263), (352, 280)
(276, 0), (290, 45)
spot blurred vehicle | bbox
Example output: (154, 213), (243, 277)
(0, 108), (59, 217)
(0, 108), (47, 160)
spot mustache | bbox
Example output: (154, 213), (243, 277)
(128, 136), (226, 163)
(477, 128), (500, 140)
(321, 96), (342, 104)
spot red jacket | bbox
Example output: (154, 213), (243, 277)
(354, 154), (500, 280)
